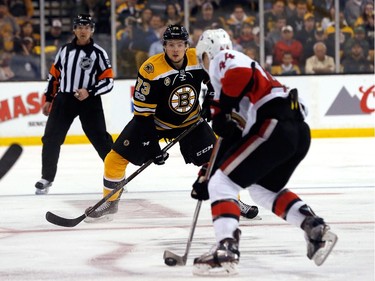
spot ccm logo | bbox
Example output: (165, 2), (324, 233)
(196, 144), (213, 156)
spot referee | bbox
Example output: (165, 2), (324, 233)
(35, 14), (114, 195)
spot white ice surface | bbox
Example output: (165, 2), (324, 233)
(0, 137), (374, 281)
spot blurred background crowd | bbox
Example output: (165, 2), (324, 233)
(0, 0), (374, 81)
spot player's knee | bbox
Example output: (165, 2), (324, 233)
(208, 170), (240, 202)
(249, 184), (277, 210)
(104, 150), (128, 179)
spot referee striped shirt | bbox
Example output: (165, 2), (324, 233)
(44, 38), (114, 102)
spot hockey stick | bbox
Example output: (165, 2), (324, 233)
(46, 118), (204, 228)
(0, 143), (23, 180)
(163, 137), (223, 266)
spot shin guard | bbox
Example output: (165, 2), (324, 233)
(103, 150), (129, 201)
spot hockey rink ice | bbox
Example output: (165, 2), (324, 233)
(0, 137), (374, 281)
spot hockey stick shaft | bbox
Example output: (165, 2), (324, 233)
(164, 137), (223, 265)
(0, 143), (23, 180)
(181, 137), (222, 260)
(46, 119), (204, 227)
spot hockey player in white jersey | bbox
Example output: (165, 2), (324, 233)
(192, 29), (338, 275)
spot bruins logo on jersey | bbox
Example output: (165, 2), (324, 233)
(164, 77), (171, 86)
(169, 85), (197, 114)
(144, 63), (154, 74)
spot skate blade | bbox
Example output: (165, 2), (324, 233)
(35, 187), (50, 195)
(249, 215), (262, 220)
(312, 230), (338, 266)
(241, 215), (262, 221)
(193, 262), (238, 276)
(84, 214), (114, 223)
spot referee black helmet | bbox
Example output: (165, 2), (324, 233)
(73, 14), (95, 30)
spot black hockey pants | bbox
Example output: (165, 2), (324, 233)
(216, 96), (311, 193)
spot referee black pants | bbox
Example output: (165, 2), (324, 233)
(41, 93), (113, 182)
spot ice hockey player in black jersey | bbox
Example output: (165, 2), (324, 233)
(85, 25), (257, 222)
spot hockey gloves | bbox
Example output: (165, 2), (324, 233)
(191, 164), (209, 201)
(210, 90), (240, 138)
(191, 180), (209, 200)
(212, 112), (238, 138)
(153, 151), (169, 165)
(201, 91), (215, 122)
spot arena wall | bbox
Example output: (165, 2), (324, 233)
(0, 75), (373, 146)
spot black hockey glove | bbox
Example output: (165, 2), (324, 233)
(201, 91), (215, 122)
(191, 180), (209, 200)
(212, 112), (238, 138)
(153, 151), (169, 165)
(191, 164), (209, 201)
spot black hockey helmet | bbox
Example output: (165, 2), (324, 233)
(163, 24), (189, 44)
(73, 14), (95, 29)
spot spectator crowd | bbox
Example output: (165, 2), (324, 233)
(1, 0), (374, 80)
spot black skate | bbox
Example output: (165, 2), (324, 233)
(84, 199), (120, 223)
(35, 179), (52, 195)
(302, 216), (338, 266)
(239, 200), (260, 219)
(84, 188), (124, 223)
(193, 229), (241, 276)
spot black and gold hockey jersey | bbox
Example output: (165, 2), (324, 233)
(133, 48), (210, 131)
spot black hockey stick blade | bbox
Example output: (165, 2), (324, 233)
(0, 143), (23, 180)
(46, 119), (204, 228)
(164, 249), (188, 266)
(46, 212), (86, 227)
(45, 160), (152, 228)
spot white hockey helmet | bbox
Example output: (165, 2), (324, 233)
(196, 29), (233, 63)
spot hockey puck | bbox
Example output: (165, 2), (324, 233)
(164, 257), (177, 266)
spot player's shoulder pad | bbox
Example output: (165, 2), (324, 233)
(186, 48), (199, 66)
(139, 53), (170, 80)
